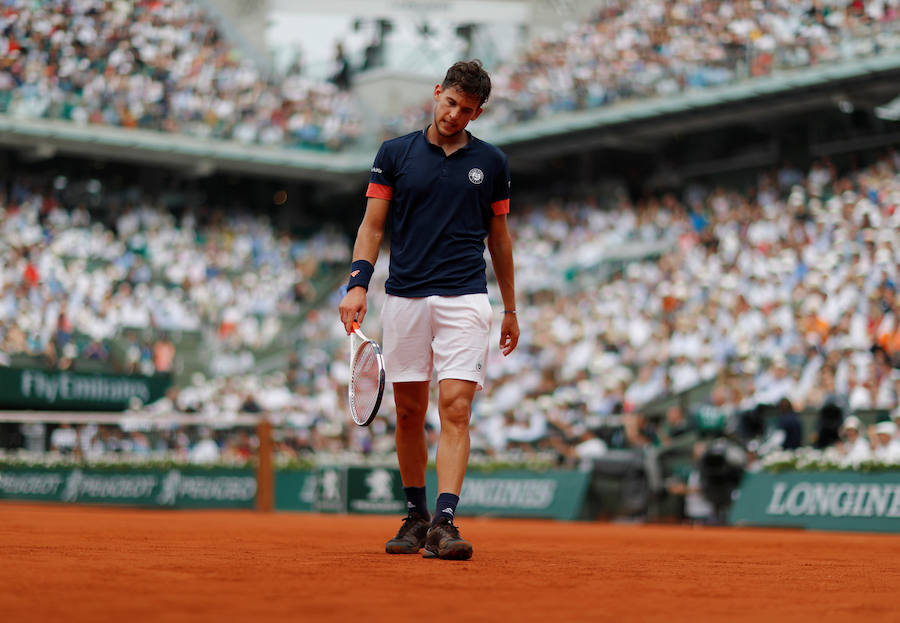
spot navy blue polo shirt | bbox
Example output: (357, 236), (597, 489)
(366, 127), (511, 297)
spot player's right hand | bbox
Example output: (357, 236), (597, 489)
(338, 286), (367, 334)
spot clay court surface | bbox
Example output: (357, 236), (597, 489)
(3, 503), (900, 622)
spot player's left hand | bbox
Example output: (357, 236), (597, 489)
(499, 313), (519, 356)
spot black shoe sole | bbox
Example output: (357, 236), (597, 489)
(386, 543), (424, 554)
(422, 544), (473, 560)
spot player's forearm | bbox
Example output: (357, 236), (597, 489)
(488, 234), (517, 311)
(352, 220), (383, 265)
(351, 198), (389, 265)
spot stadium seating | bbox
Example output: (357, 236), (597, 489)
(4, 145), (900, 478)
(387, 1), (900, 133)
(3, 2), (900, 496)
(0, 171), (349, 378)
(67, 149), (892, 470)
(5, 0), (900, 150)
(0, 0), (362, 150)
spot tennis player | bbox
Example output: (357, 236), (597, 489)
(338, 59), (519, 560)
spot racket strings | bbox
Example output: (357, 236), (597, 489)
(350, 344), (381, 421)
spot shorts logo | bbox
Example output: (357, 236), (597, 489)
(476, 362), (482, 371)
(468, 168), (484, 185)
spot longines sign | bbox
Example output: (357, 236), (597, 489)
(765, 481), (900, 518)
(730, 471), (900, 532)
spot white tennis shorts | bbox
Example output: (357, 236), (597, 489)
(382, 293), (492, 390)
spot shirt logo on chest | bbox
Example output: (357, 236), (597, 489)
(468, 168), (484, 185)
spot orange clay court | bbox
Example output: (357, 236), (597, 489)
(2, 503), (900, 623)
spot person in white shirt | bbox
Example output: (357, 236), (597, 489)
(50, 423), (78, 455)
(838, 416), (872, 466)
(189, 429), (220, 464)
(871, 421), (900, 462)
(624, 363), (665, 410)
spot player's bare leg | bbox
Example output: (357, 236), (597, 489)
(393, 381), (430, 487)
(423, 378), (476, 560)
(385, 381), (430, 554)
(435, 378), (477, 495)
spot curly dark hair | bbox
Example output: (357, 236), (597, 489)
(441, 59), (492, 106)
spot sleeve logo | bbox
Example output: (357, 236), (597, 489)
(468, 168), (484, 185)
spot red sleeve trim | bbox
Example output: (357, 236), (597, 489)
(491, 199), (510, 215)
(366, 183), (393, 200)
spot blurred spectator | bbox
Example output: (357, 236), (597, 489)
(871, 420), (900, 460)
(153, 335), (176, 373)
(812, 393), (848, 451)
(189, 428), (221, 464)
(837, 415), (873, 465)
(329, 43), (353, 91)
(49, 423), (77, 455)
(773, 397), (804, 450)
(623, 413), (658, 449)
(573, 427), (609, 464)
(659, 405), (694, 446)
(666, 441), (714, 525)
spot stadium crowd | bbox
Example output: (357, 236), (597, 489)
(0, 172), (349, 375)
(385, 0), (900, 134)
(0, 0), (362, 149)
(484, 0), (900, 127)
(5, 2), (900, 527)
(29, 148), (893, 474)
(6, 147), (900, 531)
(5, 0), (900, 150)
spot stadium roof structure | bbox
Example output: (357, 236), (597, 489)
(3, 52), (900, 184)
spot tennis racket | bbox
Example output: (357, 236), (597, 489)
(348, 321), (385, 426)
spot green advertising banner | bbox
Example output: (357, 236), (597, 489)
(273, 470), (316, 512)
(0, 464), (591, 518)
(729, 470), (900, 533)
(0, 466), (256, 509)
(286, 466), (406, 514)
(426, 468), (590, 520)
(346, 466), (406, 514)
(313, 465), (348, 513)
(0, 367), (172, 411)
(271, 467), (590, 519)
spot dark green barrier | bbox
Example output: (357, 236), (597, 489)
(0, 466), (256, 509)
(273, 470), (317, 512)
(295, 466), (407, 514)
(312, 465), (349, 513)
(0, 464), (591, 518)
(347, 466), (406, 514)
(0, 367), (171, 410)
(427, 468), (589, 520)
(729, 470), (900, 533)
(272, 467), (590, 520)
